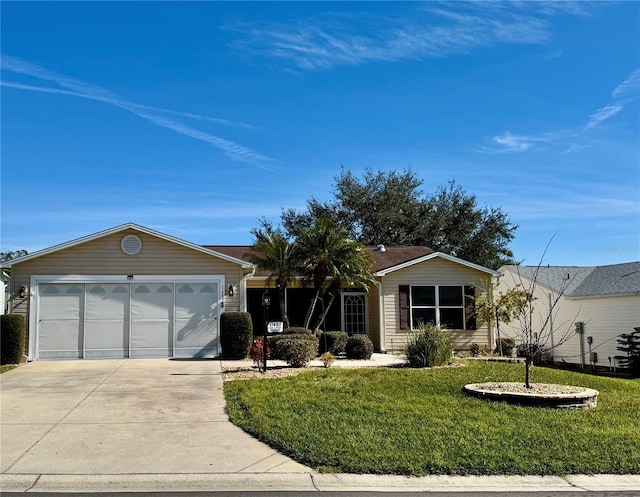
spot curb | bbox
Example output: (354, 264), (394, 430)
(2, 473), (640, 493)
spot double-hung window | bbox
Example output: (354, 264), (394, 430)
(400, 285), (475, 330)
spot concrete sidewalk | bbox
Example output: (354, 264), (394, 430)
(2, 472), (640, 493)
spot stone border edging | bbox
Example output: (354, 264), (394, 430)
(463, 383), (599, 409)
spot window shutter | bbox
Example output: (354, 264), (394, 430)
(399, 285), (410, 330)
(464, 286), (476, 330)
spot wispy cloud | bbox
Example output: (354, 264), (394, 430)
(583, 104), (624, 131)
(611, 68), (640, 99)
(1, 55), (273, 167)
(224, 3), (592, 71)
(483, 67), (640, 153)
(478, 131), (559, 153)
(582, 67), (639, 132)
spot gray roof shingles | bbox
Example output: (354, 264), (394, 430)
(502, 262), (640, 297)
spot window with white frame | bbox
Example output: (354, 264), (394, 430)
(408, 285), (474, 330)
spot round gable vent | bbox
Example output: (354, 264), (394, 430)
(121, 235), (142, 255)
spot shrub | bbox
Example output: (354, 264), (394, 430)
(345, 334), (374, 360)
(283, 327), (313, 335)
(271, 334), (318, 367)
(321, 352), (335, 368)
(494, 338), (516, 356)
(318, 331), (348, 355)
(1, 314), (25, 365)
(249, 339), (271, 370)
(469, 343), (480, 357)
(220, 312), (253, 359)
(616, 330), (640, 377)
(404, 323), (453, 368)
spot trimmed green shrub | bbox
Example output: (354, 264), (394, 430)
(220, 312), (253, 359)
(404, 323), (453, 368)
(283, 327), (313, 335)
(318, 331), (348, 355)
(345, 334), (374, 360)
(494, 337), (516, 356)
(1, 314), (25, 365)
(271, 333), (318, 367)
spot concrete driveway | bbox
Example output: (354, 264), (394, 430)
(0, 359), (310, 476)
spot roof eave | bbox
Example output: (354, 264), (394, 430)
(1, 223), (255, 269)
(375, 252), (500, 277)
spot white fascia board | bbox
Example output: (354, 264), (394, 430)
(375, 252), (500, 277)
(2, 222), (254, 269)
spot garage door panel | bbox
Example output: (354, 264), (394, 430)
(131, 284), (173, 357)
(38, 284), (84, 359)
(39, 284), (83, 320)
(175, 318), (218, 357)
(175, 283), (218, 357)
(85, 284), (129, 358)
(38, 320), (83, 359)
(86, 284), (129, 317)
(130, 320), (172, 357)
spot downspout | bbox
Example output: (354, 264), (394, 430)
(239, 267), (256, 312)
(374, 279), (385, 353)
(548, 293), (555, 362)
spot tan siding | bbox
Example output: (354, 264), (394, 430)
(497, 267), (640, 367)
(11, 229), (246, 355)
(381, 258), (492, 352)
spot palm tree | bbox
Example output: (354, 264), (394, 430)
(249, 224), (300, 329)
(296, 218), (375, 330)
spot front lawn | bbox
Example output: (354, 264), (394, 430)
(0, 365), (17, 374)
(224, 361), (640, 475)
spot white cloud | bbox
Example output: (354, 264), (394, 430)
(611, 68), (640, 100)
(1, 55), (272, 167)
(583, 104), (623, 131)
(478, 131), (558, 153)
(224, 3), (589, 71)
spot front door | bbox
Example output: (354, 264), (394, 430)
(342, 293), (367, 335)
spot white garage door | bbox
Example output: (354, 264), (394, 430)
(36, 279), (221, 360)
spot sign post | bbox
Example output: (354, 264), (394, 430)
(261, 290), (271, 373)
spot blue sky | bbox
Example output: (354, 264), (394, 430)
(1, 1), (638, 266)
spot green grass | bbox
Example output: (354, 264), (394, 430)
(0, 364), (17, 374)
(224, 361), (640, 475)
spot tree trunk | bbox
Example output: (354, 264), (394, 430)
(525, 356), (532, 388)
(312, 292), (337, 331)
(495, 309), (502, 356)
(303, 291), (321, 329)
(279, 287), (290, 329)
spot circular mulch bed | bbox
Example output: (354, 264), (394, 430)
(463, 382), (599, 409)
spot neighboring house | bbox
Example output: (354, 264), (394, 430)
(2, 223), (498, 361)
(497, 263), (640, 368)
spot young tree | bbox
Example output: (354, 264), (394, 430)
(474, 279), (531, 356)
(503, 241), (581, 388)
(249, 221), (301, 329)
(281, 168), (517, 269)
(296, 218), (374, 330)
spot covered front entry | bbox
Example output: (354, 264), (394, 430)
(33, 276), (223, 360)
